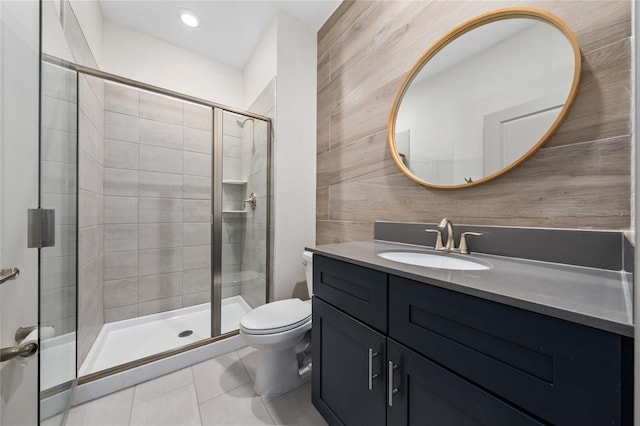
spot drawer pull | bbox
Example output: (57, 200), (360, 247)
(368, 348), (380, 390)
(388, 361), (399, 406)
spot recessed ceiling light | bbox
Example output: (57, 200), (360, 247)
(178, 9), (200, 28)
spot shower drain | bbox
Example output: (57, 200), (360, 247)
(178, 330), (194, 338)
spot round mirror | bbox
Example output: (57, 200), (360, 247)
(388, 8), (581, 189)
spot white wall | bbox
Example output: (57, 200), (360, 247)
(42, 0), (73, 63)
(102, 20), (243, 107)
(272, 11), (317, 301)
(69, 0), (104, 67)
(0, 1), (40, 424)
(243, 18), (277, 109)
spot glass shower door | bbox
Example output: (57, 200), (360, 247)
(218, 111), (270, 333)
(38, 59), (78, 422)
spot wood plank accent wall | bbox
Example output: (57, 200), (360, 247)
(316, 0), (632, 245)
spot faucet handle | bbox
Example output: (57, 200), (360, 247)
(458, 232), (483, 255)
(425, 229), (445, 251)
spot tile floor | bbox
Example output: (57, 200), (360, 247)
(65, 346), (328, 426)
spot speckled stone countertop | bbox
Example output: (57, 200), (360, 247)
(308, 240), (634, 337)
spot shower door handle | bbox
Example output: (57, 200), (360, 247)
(0, 342), (38, 363)
(0, 267), (19, 284)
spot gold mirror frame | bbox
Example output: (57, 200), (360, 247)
(388, 7), (581, 189)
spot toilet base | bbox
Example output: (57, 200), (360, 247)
(254, 345), (311, 397)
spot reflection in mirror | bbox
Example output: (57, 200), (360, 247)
(390, 9), (580, 188)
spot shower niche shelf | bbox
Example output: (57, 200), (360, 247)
(222, 210), (248, 215)
(222, 179), (247, 185)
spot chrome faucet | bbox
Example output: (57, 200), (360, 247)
(425, 218), (483, 254)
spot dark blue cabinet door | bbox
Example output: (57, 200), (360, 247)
(312, 297), (386, 426)
(387, 340), (545, 426)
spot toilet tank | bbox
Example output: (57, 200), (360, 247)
(302, 251), (314, 297)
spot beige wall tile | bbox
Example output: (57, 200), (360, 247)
(104, 196), (138, 224)
(105, 81), (139, 115)
(104, 168), (138, 196)
(105, 111), (138, 143)
(139, 223), (183, 249)
(139, 91), (183, 125)
(104, 224), (139, 252)
(139, 248), (183, 276)
(184, 102), (212, 131)
(139, 171), (183, 198)
(139, 118), (183, 149)
(183, 245), (211, 271)
(138, 272), (182, 303)
(104, 278), (139, 309)
(184, 127), (212, 154)
(139, 197), (183, 223)
(139, 145), (184, 174)
(104, 251), (139, 280)
(104, 139), (138, 170)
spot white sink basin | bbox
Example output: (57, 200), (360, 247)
(378, 251), (490, 271)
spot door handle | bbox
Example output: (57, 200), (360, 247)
(368, 348), (380, 390)
(0, 267), (19, 284)
(388, 361), (399, 406)
(0, 342), (38, 362)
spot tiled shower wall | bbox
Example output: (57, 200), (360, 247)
(101, 82), (213, 322)
(220, 110), (269, 307)
(220, 113), (246, 299)
(77, 74), (106, 366)
(40, 62), (78, 337)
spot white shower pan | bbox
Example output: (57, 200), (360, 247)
(79, 296), (252, 376)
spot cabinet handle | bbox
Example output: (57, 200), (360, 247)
(388, 361), (399, 406)
(368, 348), (380, 390)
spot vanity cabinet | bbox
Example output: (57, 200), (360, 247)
(311, 255), (632, 426)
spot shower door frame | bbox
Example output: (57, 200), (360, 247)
(42, 55), (272, 384)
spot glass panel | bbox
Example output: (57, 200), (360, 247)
(75, 79), (215, 376)
(39, 60), (78, 418)
(39, 1), (80, 423)
(1, 1), (43, 425)
(220, 112), (270, 332)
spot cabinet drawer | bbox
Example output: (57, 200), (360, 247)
(387, 339), (544, 426)
(314, 255), (387, 332)
(389, 276), (623, 426)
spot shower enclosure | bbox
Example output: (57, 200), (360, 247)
(38, 57), (272, 421)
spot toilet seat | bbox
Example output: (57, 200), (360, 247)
(240, 299), (311, 335)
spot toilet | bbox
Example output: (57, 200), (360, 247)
(239, 251), (314, 396)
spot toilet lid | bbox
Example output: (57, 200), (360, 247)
(240, 299), (311, 335)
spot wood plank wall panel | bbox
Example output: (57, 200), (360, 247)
(316, 0), (632, 245)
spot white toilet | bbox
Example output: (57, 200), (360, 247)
(239, 251), (314, 396)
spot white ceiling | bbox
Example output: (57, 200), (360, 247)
(99, 1), (342, 70)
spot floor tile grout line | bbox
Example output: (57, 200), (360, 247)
(132, 380), (195, 408)
(126, 387), (135, 426)
(195, 376), (254, 406)
(259, 393), (278, 426)
(236, 347), (257, 386)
